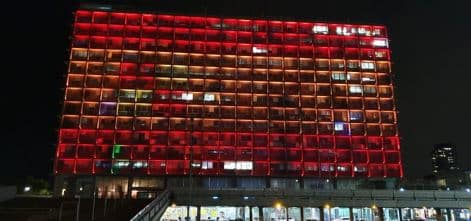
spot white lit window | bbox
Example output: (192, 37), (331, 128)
(354, 166), (367, 172)
(358, 27), (372, 36)
(335, 27), (354, 36)
(181, 92), (193, 101)
(204, 93), (215, 101)
(372, 28), (382, 36)
(373, 39), (388, 47)
(349, 85), (362, 93)
(224, 161), (236, 170)
(361, 62), (375, 70)
(132, 161), (148, 168)
(332, 72), (346, 80)
(375, 51), (386, 58)
(236, 161), (253, 170)
(252, 46), (268, 54)
(202, 161), (213, 169)
(362, 77), (375, 82)
(337, 166), (349, 172)
(312, 25), (328, 34)
(334, 122), (345, 131)
(114, 160), (130, 168)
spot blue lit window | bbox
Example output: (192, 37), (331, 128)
(334, 122), (344, 131)
(350, 112), (363, 121)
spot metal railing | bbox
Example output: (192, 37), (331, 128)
(130, 190), (171, 221)
(168, 188), (471, 208)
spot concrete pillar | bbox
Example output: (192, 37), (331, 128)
(319, 207), (325, 221)
(349, 207), (354, 221)
(259, 207), (264, 221)
(445, 208), (452, 221)
(398, 208), (403, 221)
(300, 207), (304, 221)
(126, 176), (133, 199)
(435, 208), (445, 221)
(378, 207), (385, 221)
(197, 205), (201, 221)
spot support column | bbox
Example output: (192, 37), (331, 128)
(435, 208), (445, 221)
(378, 207), (385, 221)
(349, 207), (354, 221)
(249, 206), (253, 221)
(127, 176), (133, 199)
(197, 205), (201, 221)
(319, 207), (325, 221)
(300, 207), (304, 221)
(445, 208), (452, 221)
(398, 208), (403, 221)
(259, 207), (264, 221)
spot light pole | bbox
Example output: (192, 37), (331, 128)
(76, 186), (83, 221)
(91, 186), (97, 221)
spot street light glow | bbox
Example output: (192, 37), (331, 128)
(274, 201), (283, 209)
(24, 186), (31, 192)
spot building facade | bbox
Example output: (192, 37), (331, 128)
(54, 7), (402, 197)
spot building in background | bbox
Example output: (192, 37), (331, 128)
(431, 143), (460, 175)
(426, 143), (471, 190)
(54, 5), (403, 198)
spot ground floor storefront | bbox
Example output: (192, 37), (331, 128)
(160, 206), (470, 221)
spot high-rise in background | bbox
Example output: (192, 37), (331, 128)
(54, 6), (402, 198)
(431, 143), (460, 175)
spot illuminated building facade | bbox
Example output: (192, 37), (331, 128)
(54, 7), (402, 197)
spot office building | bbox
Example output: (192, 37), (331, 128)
(54, 6), (402, 197)
(431, 143), (460, 174)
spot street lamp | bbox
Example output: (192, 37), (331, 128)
(275, 201), (283, 210)
(76, 186), (83, 221)
(24, 186), (31, 193)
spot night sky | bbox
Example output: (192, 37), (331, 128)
(2, 0), (470, 183)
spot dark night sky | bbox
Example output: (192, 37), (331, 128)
(1, 0), (470, 183)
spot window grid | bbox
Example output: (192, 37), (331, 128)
(55, 10), (402, 178)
